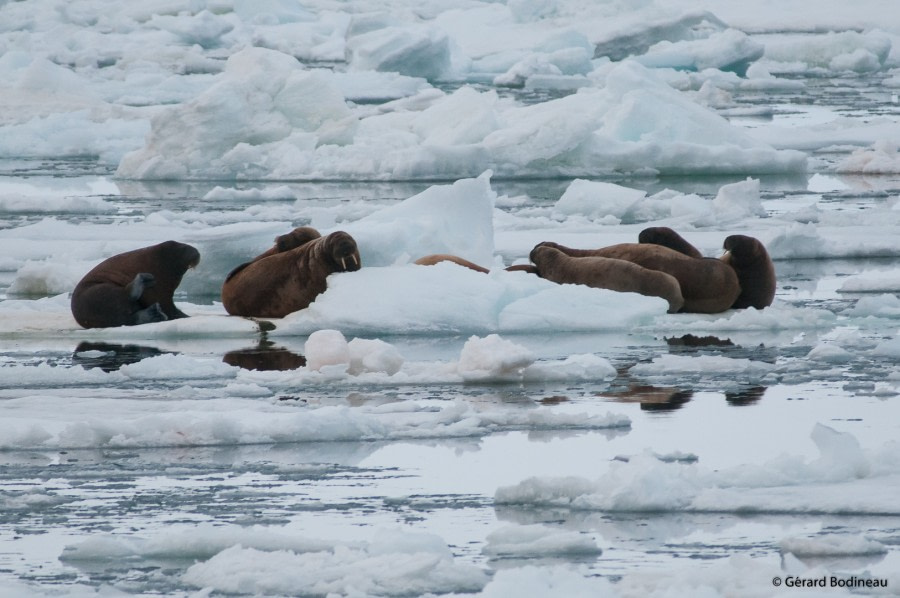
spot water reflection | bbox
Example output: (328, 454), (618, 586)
(665, 334), (734, 348)
(725, 386), (767, 406)
(223, 342), (306, 371)
(72, 341), (168, 372)
(602, 384), (694, 412)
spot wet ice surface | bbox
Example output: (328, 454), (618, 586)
(2, 2), (900, 596)
(3, 166), (900, 596)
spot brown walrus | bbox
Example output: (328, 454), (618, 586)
(638, 226), (703, 259)
(531, 241), (740, 314)
(414, 254), (490, 273)
(720, 234), (776, 309)
(414, 254), (539, 274)
(530, 245), (685, 313)
(71, 241), (200, 328)
(222, 227), (360, 318)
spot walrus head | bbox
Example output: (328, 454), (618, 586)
(157, 241), (201, 272)
(721, 234), (776, 309)
(276, 227), (321, 253)
(721, 235), (766, 267)
(325, 231), (361, 272)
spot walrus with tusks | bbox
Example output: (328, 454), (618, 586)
(639, 228), (776, 309)
(529, 245), (685, 313)
(531, 240), (740, 314)
(720, 234), (776, 309)
(222, 227), (360, 318)
(71, 241), (200, 328)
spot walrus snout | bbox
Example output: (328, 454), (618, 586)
(326, 231), (361, 272)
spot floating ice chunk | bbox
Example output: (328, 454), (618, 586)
(766, 223), (825, 259)
(523, 354), (617, 382)
(149, 10), (234, 48)
(116, 47), (356, 180)
(348, 338), (404, 376)
(845, 294), (900, 318)
(592, 11), (728, 62)
(508, 0), (557, 23)
(483, 524), (602, 558)
(629, 354), (773, 380)
(347, 24), (455, 81)
(181, 529), (489, 596)
(8, 261), (82, 297)
(712, 177), (766, 221)
(497, 425), (895, 514)
(780, 535), (888, 557)
(806, 343), (854, 364)
(304, 330), (350, 373)
(764, 31), (891, 72)
(62, 523), (333, 562)
(636, 29), (764, 76)
(830, 48), (882, 72)
(837, 140), (900, 174)
(553, 179), (646, 222)
(341, 172), (496, 268)
(872, 336), (900, 358)
(494, 54), (562, 87)
(457, 334), (534, 382)
(119, 354), (237, 380)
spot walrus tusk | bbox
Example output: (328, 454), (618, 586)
(341, 257), (347, 270)
(351, 254), (359, 267)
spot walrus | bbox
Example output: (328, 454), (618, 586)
(531, 241), (740, 314)
(222, 227), (360, 318)
(638, 226), (703, 259)
(70, 241), (200, 329)
(530, 245), (685, 313)
(414, 254), (539, 275)
(720, 234), (776, 309)
(414, 254), (489, 273)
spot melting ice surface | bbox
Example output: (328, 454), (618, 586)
(2, 0), (900, 596)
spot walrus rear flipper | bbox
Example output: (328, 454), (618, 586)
(131, 303), (168, 326)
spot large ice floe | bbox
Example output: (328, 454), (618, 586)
(115, 48), (805, 180)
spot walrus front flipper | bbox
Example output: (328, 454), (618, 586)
(531, 245), (685, 313)
(126, 272), (156, 301)
(130, 303), (169, 326)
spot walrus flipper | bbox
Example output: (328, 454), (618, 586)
(131, 302), (168, 325)
(126, 272), (156, 301)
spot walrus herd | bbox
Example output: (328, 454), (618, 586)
(70, 225), (775, 328)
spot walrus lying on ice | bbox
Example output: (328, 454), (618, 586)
(222, 227), (361, 318)
(529, 228), (775, 313)
(71, 241), (200, 328)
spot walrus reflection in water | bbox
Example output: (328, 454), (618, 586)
(222, 227), (361, 318)
(70, 241), (200, 328)
(223, 341), (307, 371)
